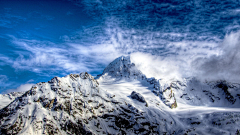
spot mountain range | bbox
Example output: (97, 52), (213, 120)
(0, 56), (239, 135)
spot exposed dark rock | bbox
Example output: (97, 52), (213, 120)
(80, 72), (89, 79)
(216, 82), (236, 104)
(130, 91), (146, 103)
(61, 120), (92, 135)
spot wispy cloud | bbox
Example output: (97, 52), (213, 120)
(1, 18), (229, 84)
(0, 35), (123, 77)
(0, 75), (9, 91)
(131, 31), (240, 83)
(0, 54), (13, 66)
(78, 0), (240, 83)
(0, 75), (8, 85)
(2, 0), (240, 95)
(9, 38), (89, 75)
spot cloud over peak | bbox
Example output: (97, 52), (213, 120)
(193, 31), (240, 83)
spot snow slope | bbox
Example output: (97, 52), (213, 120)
(0, 92), (24, 109)
(0, 56), (240, 135)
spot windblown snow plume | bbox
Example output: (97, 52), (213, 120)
(130, 31), (240, 83)
(193, 31), (240, 83)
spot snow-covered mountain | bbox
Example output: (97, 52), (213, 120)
(167, 78), (240, 108)
(0, 56), (240, 135)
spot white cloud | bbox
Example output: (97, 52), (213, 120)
(0, 35), (123, 76)
(130, 31), (240, 84)
(1, 0), (239, 84)
(130, 52), (191, 83)
(4, 83), (34, 93)
(192, 31), (240, 83)
(26, 79), (34, 83)
(2, 21), (222, 82)
(0, 55), (13, 66)
(7, 38), (89, 75)
(3, 18), (237, 85)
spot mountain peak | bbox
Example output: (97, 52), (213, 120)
(100, 56), (145, 79)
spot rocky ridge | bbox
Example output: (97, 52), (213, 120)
(0, 72), (181, 135)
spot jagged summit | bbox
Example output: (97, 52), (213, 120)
(99, 56), (145, 79)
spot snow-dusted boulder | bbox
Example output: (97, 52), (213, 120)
(130, 91), (146, 103)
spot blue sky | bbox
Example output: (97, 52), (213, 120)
(1, 0), (240, 93)
(0, 0), (97, 93)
